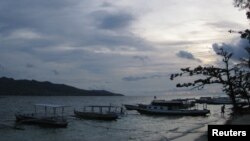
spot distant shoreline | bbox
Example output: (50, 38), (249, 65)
(0, 95), (123, 96)
(0, 77), (124, 96)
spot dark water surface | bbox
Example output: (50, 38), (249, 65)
(0, 95), (229, 141)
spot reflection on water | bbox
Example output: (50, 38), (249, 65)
(0, 95), (229, 141)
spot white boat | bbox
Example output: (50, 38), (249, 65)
(136, 102), (210, 116)
(151, 99), (195, 109)
(74, 105), (124, 120)
(15, 104), (69, 128)
(124, 98), (195, 111)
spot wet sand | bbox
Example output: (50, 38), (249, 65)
(170, 113), (250, 141)
(192, 114), (250, 141)
(171, 118), (226, 141)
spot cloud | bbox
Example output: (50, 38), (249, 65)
(123, 76), (148, 81)
(122, 74), (168, 82)
(7, 29), (44, 40)
(212, 38), (250, 60)
(52, 70), (59, 75)
(176, 50), (201, 62)
(91, 10), (135, 30)
(26, 63), (35, 69)
(101, 2), (113, 7)
(206, 21), (245, 30)
(0, 0), (153, 76)
(0, 0), (150, 53)
(0, 64), (4, 70)
(133, 56), (150, 64)
(156, 40), (198, 47)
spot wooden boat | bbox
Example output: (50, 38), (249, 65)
(74, 105), (123, 120)
(124, 98), (195, 111)
(15, 104), (68, 128)
(151, 99), (195, 109)
(136, 104), (210, 116)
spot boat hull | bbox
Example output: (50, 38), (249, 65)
(196, 99), (233, 104)
(74, 110), (118, 120)
(136, 108), (210, 116)
(15, 114), (68, 128)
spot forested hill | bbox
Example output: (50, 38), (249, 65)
(0, 77), (123, 96)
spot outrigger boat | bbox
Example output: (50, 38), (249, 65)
(124, 98), (195, 111)
(136, 100), (210, 116)
(74, 105), (124, 121)
(151, 99), (196, 109)
(15, 104), (69, 128)
(136, 104), (210, 116)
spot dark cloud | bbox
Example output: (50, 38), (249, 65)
(90, 10), (135, 30)
(123, 76), (148, 81)
(101, 2), (113, 7)
(80, 32), (152, 50)
(26, 63), (35, 69)
(176, 50), (201, 62)
(0, 64), (4, 70)
(0, 0), (151, 56)
(0, 0), (76, 34)
(133, 56), (149, 64)
(122, 74), (167, 82)
(206, 21), (244, 30)
(212, 38), (250, 60)
(52, 70), (59, 75)
(0, 0), (152, 69)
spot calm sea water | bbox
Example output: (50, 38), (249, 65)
(0, 95), (230, 141)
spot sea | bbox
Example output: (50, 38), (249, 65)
(0, 94), (230, 141)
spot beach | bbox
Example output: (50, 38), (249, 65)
(169, 108), (250, 141)
(171, 112), (250, 141)
(171, 117), (227, 141)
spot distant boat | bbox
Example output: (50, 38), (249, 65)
(15, 104), (69, 128)
(74, 105), (124, 121)
(195, 96), (245, 105)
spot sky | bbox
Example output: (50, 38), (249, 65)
(0, 0), (249, 96)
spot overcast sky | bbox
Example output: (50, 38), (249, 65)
(0, 0), (249, 96)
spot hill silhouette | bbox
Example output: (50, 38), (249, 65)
(0, 77), (123, 96)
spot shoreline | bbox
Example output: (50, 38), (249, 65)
(193, 113), (250, 141)
(168, 110), (232, 141)
(170, 118), (227, 141)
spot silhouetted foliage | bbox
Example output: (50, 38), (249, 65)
(171, 49), (247, 109)
(234, 0), (250, 19)
(171, 0), (250, 110)
(233, 0), (250, 106)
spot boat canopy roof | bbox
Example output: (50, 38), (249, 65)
(35, 104), (69, 108)
(152, 100), (183, 104)
(84, 105), (121, 108)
